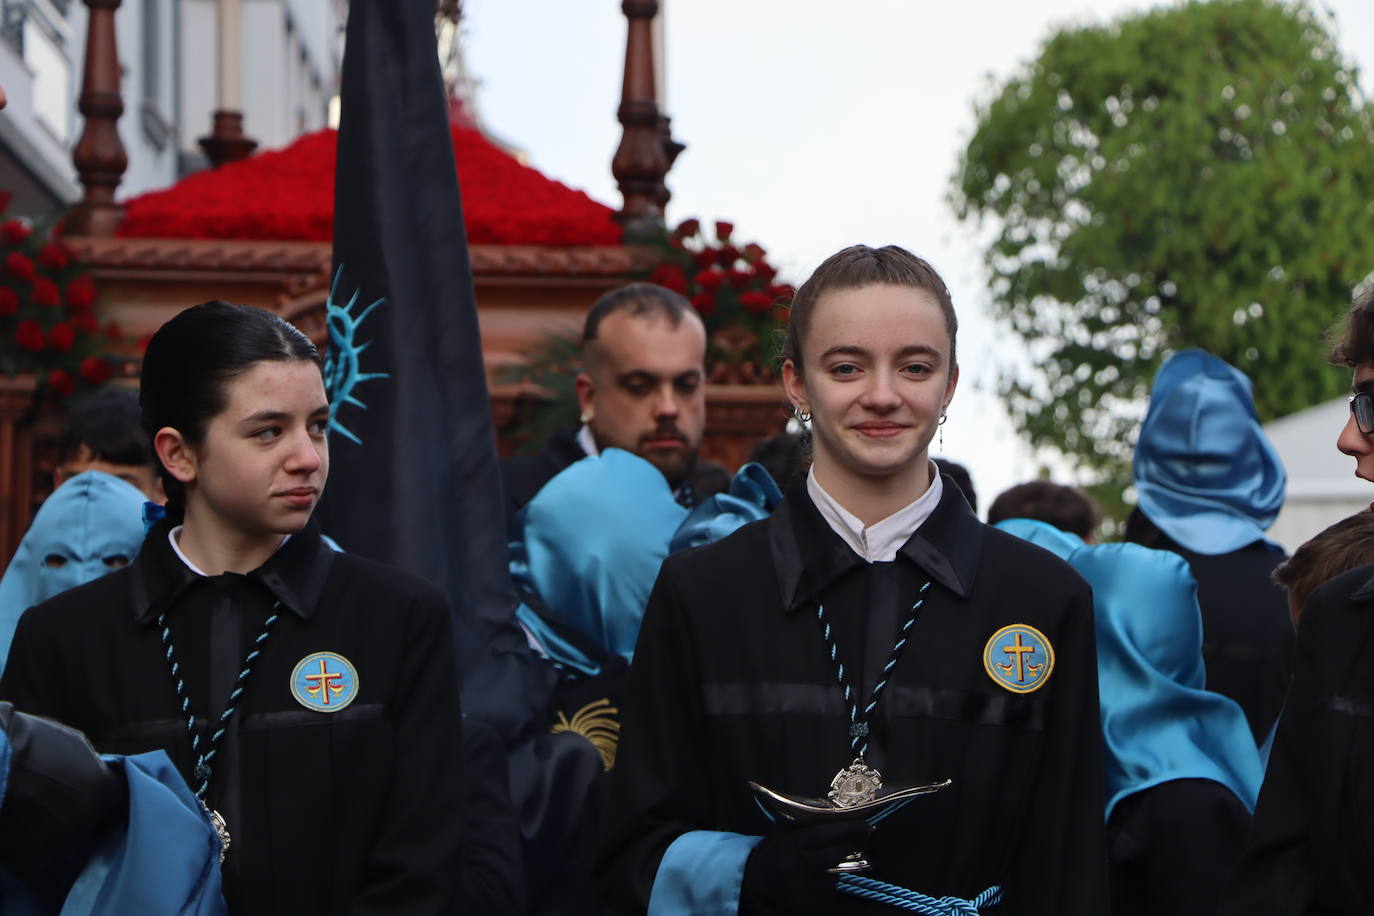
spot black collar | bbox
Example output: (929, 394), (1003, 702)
(768, 478), (983, 613)
(129, 518), (336, 624)
(1349, 565), (1374, 605)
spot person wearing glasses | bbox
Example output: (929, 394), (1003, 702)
(1221, 284), (1374, 915)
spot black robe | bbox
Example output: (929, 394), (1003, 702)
(1221, 562), (1374, 915)
(1, 519), (468, 915)
(598, 483), (1108, 914)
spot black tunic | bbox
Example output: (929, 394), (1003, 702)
(1221, 562), (1374, 915)
(599, 483), (1109, 915)
(1106, 778), (1249, 916)
(0, 519), (466, 915)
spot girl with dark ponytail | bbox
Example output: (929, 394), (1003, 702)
(2, 301), (466, 913)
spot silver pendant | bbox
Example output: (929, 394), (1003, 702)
(202, 803), (231, 863)
(828, 757), (883, 808)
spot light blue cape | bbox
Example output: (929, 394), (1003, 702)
(1133, 349), (1286, 554)
(996, 518), (1263, 818)
(0, 471), (147, 674)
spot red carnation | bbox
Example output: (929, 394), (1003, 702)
(649, 262), (688, 294)
(693, 268), (725, 292)
(0, 287), (18, 317)
(6, 252), (35, 282)
(66, 274), (95, 310)
(743, 243), (766, 263)
(718, 245), (742, 267)
(691, 249), (717, 269)
(2, 219), (31, 245)
(739, 290), (775, 315)
(32, 277), (59, 307)
(37, 241), (72, 270)
(675, 218), (701, 239)
(47, 368), (74, 398)
(47, 321), (75, 353)
(79, 355), (111, 385)
(690, 291), (716, 318)
(714, 221), (734, 242)
(14, 319), (44, 351)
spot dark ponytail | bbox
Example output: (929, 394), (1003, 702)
(140, 301), (321, 522)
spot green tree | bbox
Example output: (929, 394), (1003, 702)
(951, 0), (1374, 475)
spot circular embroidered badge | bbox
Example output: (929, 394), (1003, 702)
(290, 651), (360, 713)
(983, 624), (1055, 694)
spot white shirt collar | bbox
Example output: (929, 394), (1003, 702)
(806, 463), (944, 563)
(168, 525), (289, 577)
(576, 424), (599, 458)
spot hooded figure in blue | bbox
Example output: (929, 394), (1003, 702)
(1125, 349), (1293, 744)
(0, 471), (147, 675)
(998, 517), (1263, 916)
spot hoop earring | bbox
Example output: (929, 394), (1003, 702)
(938, 413), (947, 451)
(796, 408), (811, 424)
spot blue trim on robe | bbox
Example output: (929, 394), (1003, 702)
(648, 830), (762, 916)
(996, 519), (1264, 817)
(1133, 349), (1285, 555)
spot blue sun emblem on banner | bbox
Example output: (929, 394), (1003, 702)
(323, 266), (389, 444)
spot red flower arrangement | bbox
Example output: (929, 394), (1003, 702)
(119, 126), (622, 247)
(0, 194), (116, 398)
(643, 218), (792, 382)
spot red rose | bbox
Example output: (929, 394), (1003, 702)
(649, 262), (688, 294)
(66, 274), (95, 310)
(714, 221), (734, 242)
(767, 283), (795, 300)
(717, 245), (742, 267)
(6, 252), (35, 282)
(755, 262), (778, 282)
(47, 368), (74, 398)
(3, 220), (31, 245)
(0, 192), (13, 214)
(104, 320), (123, 341)
(739, 290), (775, 315)
(47, 321), (75, 353)
(136, 333), (153, 354)
(726, 268), (753, 288)
(693, 268), (725, 292)
(675, 218), (701, 239)
(71, 312), (98, 334)
(79, 356), (111, 385)
(37, 241), (72, 270)
(14, 319), (44, 351)
(690, 291), (716, 318)
(32, 277), (59, 307)
(0, 287), (18, 317)
(744, 243), (766, 263)
(691, 249), (717, 269)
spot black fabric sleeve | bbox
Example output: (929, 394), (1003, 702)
(1008, 583), (1110, 914)
(1219, 587), (1326, 915)
(597, 562), (712, 914)
(345, 584), (466, 916)
(0, 607), (67, 726)
(459, 716), (526, 913)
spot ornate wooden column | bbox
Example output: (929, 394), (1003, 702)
(0, 376), (39, 566)
(67, 0), (128, 237)
(199, 0), (257, 167)
(612, 0), (668, 236)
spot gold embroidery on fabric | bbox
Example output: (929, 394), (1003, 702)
(551, 698), (620, 770)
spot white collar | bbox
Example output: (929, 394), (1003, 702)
(806, 463), (944, 563)
(169, 525), (290, 577)
(576, 424), (599, 458)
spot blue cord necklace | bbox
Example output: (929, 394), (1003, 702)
(817, 579), (931, 807)
(158, 600), (281, 862)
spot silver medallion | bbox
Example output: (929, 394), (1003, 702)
(203, 803), (231, 864)
(827, 757), (883, 809)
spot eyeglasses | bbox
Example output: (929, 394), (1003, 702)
(1351, 392), (1374, 435)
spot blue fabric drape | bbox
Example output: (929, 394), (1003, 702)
(996, 519), (1263, 817)
(648, 830), (762, 916)
(1133, 349), (1285, 555)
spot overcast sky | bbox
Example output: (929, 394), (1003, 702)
(460, 0), (1374, 508)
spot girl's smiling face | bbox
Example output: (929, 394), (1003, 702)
(783, 283), (957, 492)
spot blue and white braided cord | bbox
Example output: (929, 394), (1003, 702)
(837, 875), (1002, 914)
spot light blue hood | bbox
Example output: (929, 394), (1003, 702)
(0, 471), (147, 672)
(996, 518), (1263, 819)
(1133, 349), (1286, 554)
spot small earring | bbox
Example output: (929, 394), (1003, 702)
(796, 407), (811, 424)
(938, 413), (947, 451)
